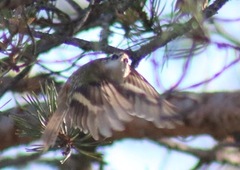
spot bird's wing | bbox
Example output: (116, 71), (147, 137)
(118, 68), (179, 128)
(67, 81), (134, 140)
(68, 69), (180, 140)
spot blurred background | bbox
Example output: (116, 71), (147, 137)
(1, 0), (240, 169)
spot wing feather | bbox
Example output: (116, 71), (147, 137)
(67, 68), (179, 140)
(119, 68), (177, 128)
(68, 81), (133, 140)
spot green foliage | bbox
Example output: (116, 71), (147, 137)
(11, 82), (57, 139)
(11, 82), (104, 163)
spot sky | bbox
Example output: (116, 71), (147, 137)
(1, 0), (240, 170)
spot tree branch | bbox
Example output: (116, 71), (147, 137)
(4, 90), (240, 146)
(131, 0), (230, 66)
(2, 90), (240, 167)
(158, 138), (240, 167)
(0, 0), (33, 9)
(32, 31), (127, 54)
(0, 153), (42, 169)
(109, 91), (240, 140)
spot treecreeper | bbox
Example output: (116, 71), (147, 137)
(41, 52), (181, 150)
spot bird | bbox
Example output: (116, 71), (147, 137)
(41, 52), (180, 151)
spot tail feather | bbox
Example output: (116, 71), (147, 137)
(41, 109), (67, 151)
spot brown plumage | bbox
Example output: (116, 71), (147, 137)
(41, 53), (180, 150)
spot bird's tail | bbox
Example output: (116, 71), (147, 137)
(41, 109), (67, 151)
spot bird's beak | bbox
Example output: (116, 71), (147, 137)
(119, 53), (130, 78)
(120, 53), (129, 64)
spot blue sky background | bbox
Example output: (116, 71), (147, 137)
(1, 0), (240, 170)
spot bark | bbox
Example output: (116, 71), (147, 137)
(110, 91), (240, 141)
(0, 74), (59, 94)
(159, 138), (240, 167)
(2, 90), (240, 150)
(0, 0), (33, 9)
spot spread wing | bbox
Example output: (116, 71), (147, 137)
(67, 82), (134, 140)
(67, 69), (179, 140)
(119, 68), (178, 127)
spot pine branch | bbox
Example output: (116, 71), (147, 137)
(11, 82), (103, 163)
(158, 138), (240, 167)
(0, 153), (41, 169)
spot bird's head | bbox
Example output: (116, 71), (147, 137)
(102, 52), (131, 83)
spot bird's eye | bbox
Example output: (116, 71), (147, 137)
(111, 54), (119, 60)
(123, 58), (128, 63)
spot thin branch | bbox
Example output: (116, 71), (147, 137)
(0, 0), (34, 10)
(0, 153), (42, 169)
(131, 0), (230, 66)
(0, 64), (32, 97)
(158, 138), (240, 166)
(32, 31), (127, 55)
(182, 55), (240, 90)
